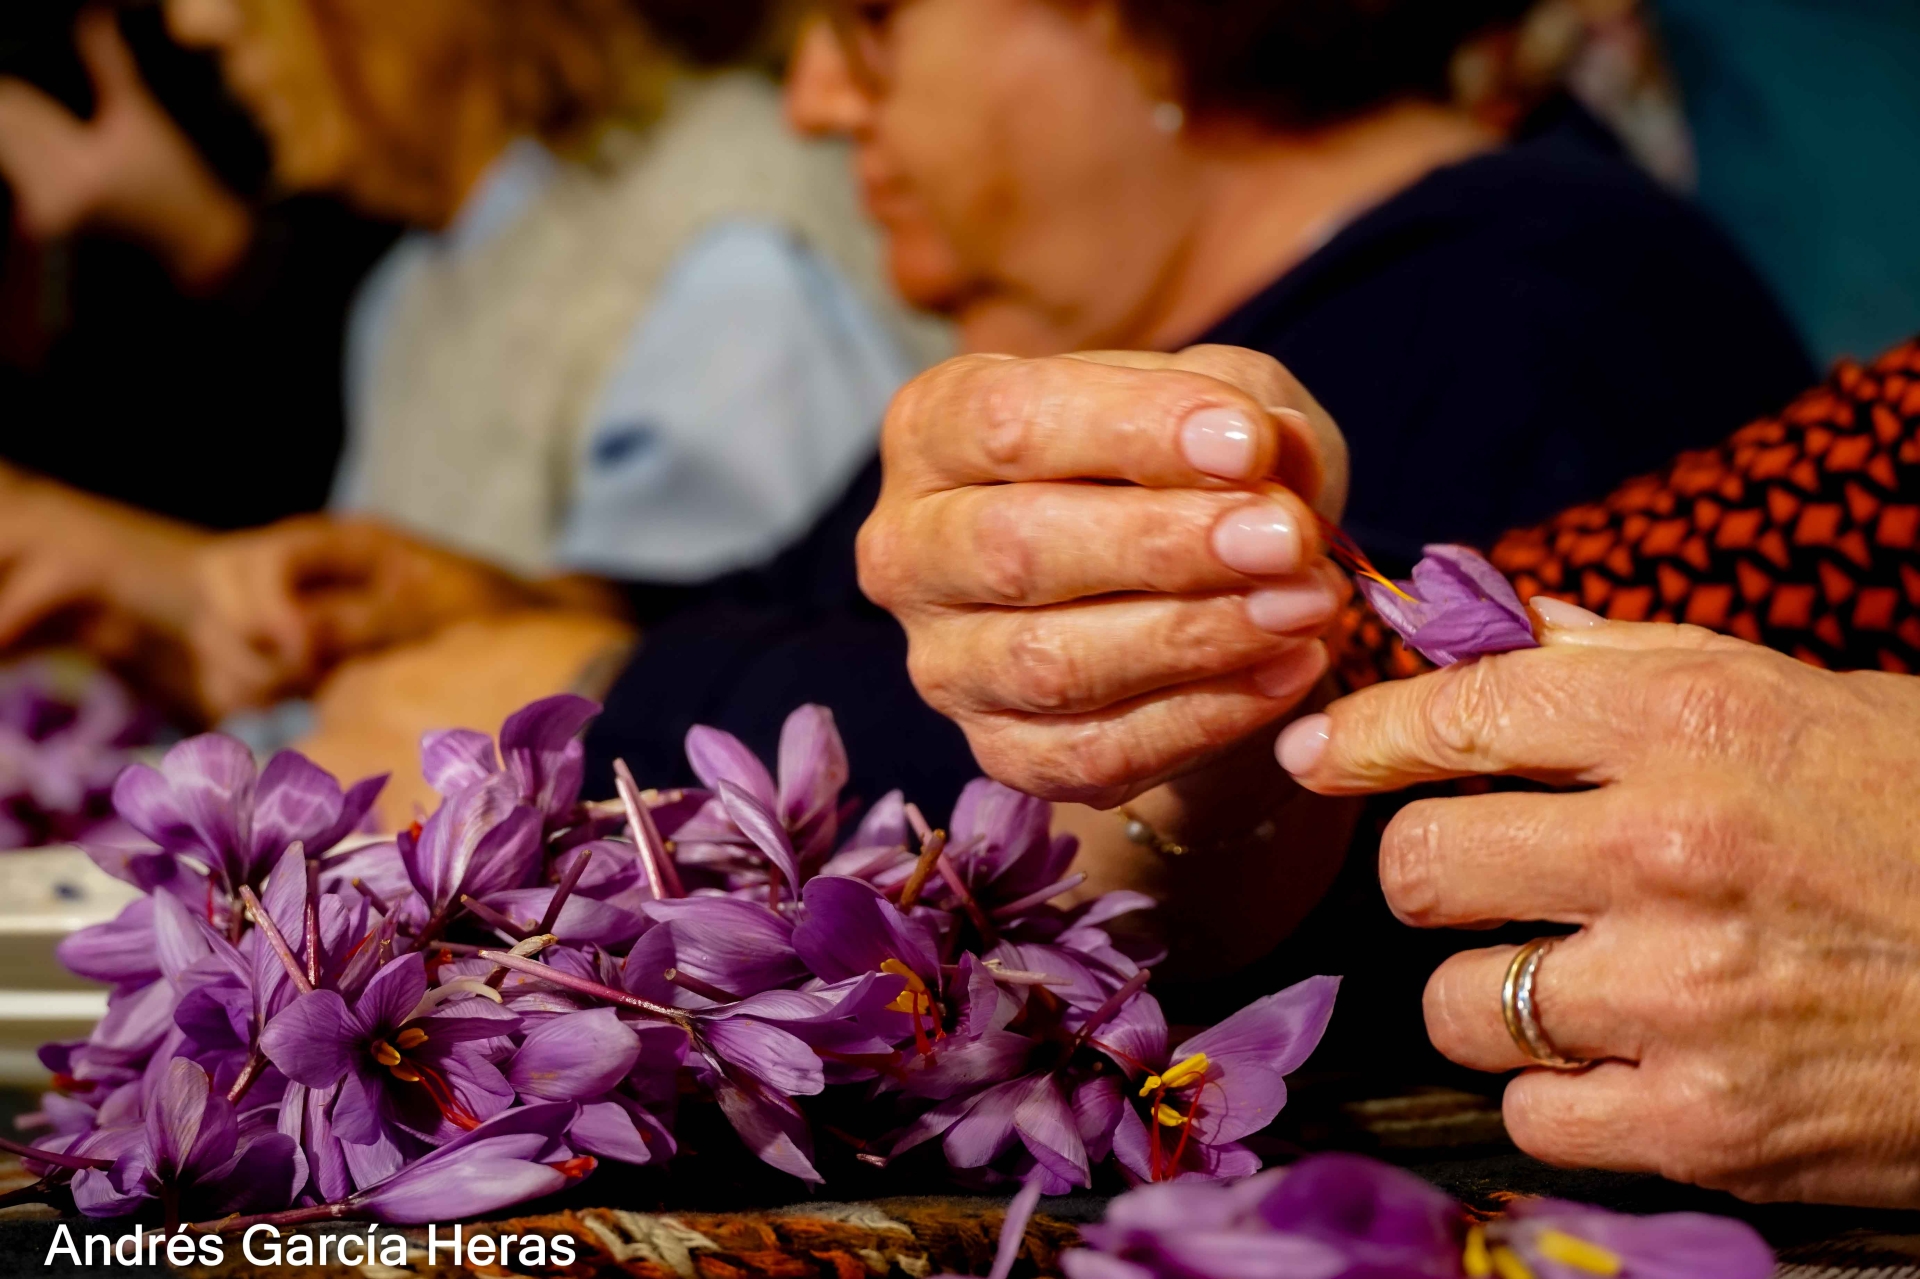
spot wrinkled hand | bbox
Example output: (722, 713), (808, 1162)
(861, 346), (1351, 807)
(0, 7), (249, 285)
(190, 517), (551, 717)
(0, 464), (206, 655)
(1281, 607), (1920, 1207)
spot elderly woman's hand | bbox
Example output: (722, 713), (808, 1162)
(861, 346), (1351, 807)
(1280, 606), (1920, 1207)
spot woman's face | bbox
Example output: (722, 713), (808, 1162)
(165, 0), (496, 224)
(787, 0), (1203, 354)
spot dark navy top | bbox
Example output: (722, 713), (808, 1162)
(583, 104), (1812, 819)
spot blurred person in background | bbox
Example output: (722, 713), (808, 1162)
(0, 3), (394, 528)
(0, 0), (934, 728)
(291, 0), (1811, 824)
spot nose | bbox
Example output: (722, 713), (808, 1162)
(164, 0), (243, 49)
(785, 17), (873, 138)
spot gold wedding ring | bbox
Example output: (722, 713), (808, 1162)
(1500, 937), (1589, 1071)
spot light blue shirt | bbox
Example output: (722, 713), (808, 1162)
(338, 139), (911, 582)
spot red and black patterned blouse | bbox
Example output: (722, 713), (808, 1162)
(1335, 336), (1920, 687)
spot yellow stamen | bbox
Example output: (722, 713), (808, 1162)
(387, 1062), (421, 1083)
(1318, 515), (1418, 602)
(1153, 1103), (1189, 1128)
(1464, 1227), (1492, 1278)
(880, 959), (935, 1015)
(1140, 1052), (1209, 1097)
(395, 1027), (428, 1050)
(1491, 1246), (1534, 1279)
(370, 1039), (402, 1067)
(1535, 1231), (1621, 1276)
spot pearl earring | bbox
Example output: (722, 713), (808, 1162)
(1151, 101), (1185, 135)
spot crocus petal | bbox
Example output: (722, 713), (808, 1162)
(1013, 1073), (1090, 1190)
(259, 990), (359, 1089)
(351, 1103), (581, 1222)
(634, 896), (807, 998)
(702, 1018), (825, 1097)
(1174, 975), (1339, 1145)
(1419, 544), (1531, 626)
(1500, 1201), (1774, 1279)
(421, 728), (499, 797)
(710, 1075), (821, 1183)
(776, 704), (849, 832)
(508, 1008), (642, 1101)
(499, 694), (599, 822)
(793, 876), (940, 984)
(310, 773), (388, 854)
(356, 951), (429, 1036)
(57, 897), (160, 988)
(249, 751), (347, 876)
(685, 726), (778, 809)
(718, 781), (803, 894)
(1254, 1152), (1461, 1268)
(941, 1078), (1028, 1169)
(571, 1098), (674, 1166)
(1059, 1253), (1156, 1279)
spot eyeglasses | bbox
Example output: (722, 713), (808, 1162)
(822, 0), (916, 91)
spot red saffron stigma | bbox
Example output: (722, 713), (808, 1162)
(1316, 515), (1416, 602)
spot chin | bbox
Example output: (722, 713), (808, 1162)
(886, 239), (971, 316)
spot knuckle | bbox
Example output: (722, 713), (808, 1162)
(903, 638), (965, 715)
(1644, 651), (1793, 754)
(1423, 662), (1510, 764)
(854, 516), (904, 606)
(1053, 723), (1147, 798)
(1002, 619), (1084, 713)
(1379, 801), (1450, 922)
(1625, 788), (1751, 903)
(970, 496), (1043, 604)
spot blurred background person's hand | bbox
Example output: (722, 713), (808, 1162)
(0, 5), (251, 289)
(189, 517), (625, 717)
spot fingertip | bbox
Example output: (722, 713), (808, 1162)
(1529, 595), (1606, 637)
(1251, 640), (1327, 700)
(1276, 711), (1331, 777)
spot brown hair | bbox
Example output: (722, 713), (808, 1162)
(1115, 0), (1538, 129)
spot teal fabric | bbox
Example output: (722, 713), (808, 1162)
(1653, 0), (1920, 362)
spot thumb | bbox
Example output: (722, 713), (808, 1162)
(1528, 596), (1756, 655)
(74, 7), (146, 111)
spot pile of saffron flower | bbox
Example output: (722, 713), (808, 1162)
(17, 696), (1338, 1229)
(0, 658), (152, 853)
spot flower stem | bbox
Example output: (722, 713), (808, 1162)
(663, 968), (741, 1004)
(302, 853), (321, 989)
(239, 886), (314, 996)
(936, 854), (999, 946)
(477, 951), (689, 1024)
(349, 878), (393, 915)
(0, 1135), (111, 1173)
(225, 1048), (267, 1106)
(616, 759), (684, 899)
(459, 894), (531, 941)
(195, 1199), (353, 1233)
(536, 846), (593, 936)
(1071, 968), (1153, 1049)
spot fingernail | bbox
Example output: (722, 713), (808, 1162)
(1530, 596), (1605, 631)
(1213, 503), (1301, 575)
(1252, 641), (1327, 698)
(1277, 712), (1331, 775)
(1180, 407), (1258, 479)
(1246, 581), (1339, 633)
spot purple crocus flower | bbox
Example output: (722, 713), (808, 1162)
(260, 952), (520, 1146)
(623, 895), (810, 1009)
(507, 1007), (677, 1166)
(421, 694), (599, 830)
(671, 705), (853, 893)
(1110, 977), (1338, 1184)
(305, 1102), (593, 1226)
(1357, 545), (1538, 667)
(108, 735), (384, 897)
(68, 1057), (300, 1223)
(0, 659), (151, 850)
(1054, 1154), (1774, 1279)
(1489, 1199), (1776, 1279)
